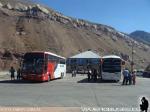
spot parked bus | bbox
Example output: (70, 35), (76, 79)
(101, 55), (125, 82)
(143, 64), (150, 78)
(21, 51), (66, 82)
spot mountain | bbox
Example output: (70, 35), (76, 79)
(130, 31), (150, 46)
(0, 0), (150, 69)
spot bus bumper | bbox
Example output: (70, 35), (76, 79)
(22, 74), (46, 82)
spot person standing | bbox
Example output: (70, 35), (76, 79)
(72, 68), (76, 77)
(122, 68), (129, 85)
(74, 68), (77, 77)
(128, 71), (132, 85)
(17, 68), (21, 80)
(132, 70), (136, 85)
(93, 69), (98, 82)
(140, 97), (149, 112)
(72, 69), (75, 77)
(9, 66), (15, 80)
(87, 69), (92, 82)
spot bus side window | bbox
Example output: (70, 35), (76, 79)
(48, 55), (56, 62)
(60, 59), (66, 64)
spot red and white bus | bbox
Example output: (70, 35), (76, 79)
(21, 51), (66, 82)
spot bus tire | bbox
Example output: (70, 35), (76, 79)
(47, 75), (51, 82)
(116, 80), (119, 83)
(61, 73), (64, 79)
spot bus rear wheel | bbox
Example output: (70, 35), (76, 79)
(61, 73), (64, 79)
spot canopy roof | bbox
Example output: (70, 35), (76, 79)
(69, 51), (101, 59)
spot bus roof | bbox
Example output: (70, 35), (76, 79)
(102, 55), (121, 59)
(25, 51), (66, 59)
(45, 52), (66, 59)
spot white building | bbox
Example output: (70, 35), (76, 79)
(67, 51), (101, 73)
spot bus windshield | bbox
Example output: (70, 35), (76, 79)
(22, 53), (44, 74)
(102, 58), (121, 73)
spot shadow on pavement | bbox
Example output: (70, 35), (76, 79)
(77, 78), (118, 83)
(0, 79), (43, 84)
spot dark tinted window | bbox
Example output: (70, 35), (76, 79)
(48, 54), (65, 64)
(102, 58), (121, 73)
(23, 53), (44, 63)
(60, 59), (66, 64)
(22, 53), (44, 74)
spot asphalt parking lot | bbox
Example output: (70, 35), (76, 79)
(0, 72), (150, 111)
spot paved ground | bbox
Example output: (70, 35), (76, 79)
(0, 72), (150, 111)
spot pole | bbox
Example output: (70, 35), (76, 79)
(131, 41), (134, 73)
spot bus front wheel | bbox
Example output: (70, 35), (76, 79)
(116, 80), (119, 83)
(47, 75), (51, 82)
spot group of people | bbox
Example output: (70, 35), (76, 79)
(87, 68), (98, 82)
(71, 67), (98, 82)
(122, 68), (136, 85)
(9, 66), (21, 80)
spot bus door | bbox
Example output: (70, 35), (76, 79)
(47, 61), (56, 80)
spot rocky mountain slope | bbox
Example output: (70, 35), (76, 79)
(0, 0), (150, 69)
(130, 30), (150, 46)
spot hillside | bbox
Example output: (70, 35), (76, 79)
(130, 30), (150, 46)
(0, 0), (150, 70)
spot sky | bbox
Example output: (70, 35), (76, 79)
(35, 0), (150, 33)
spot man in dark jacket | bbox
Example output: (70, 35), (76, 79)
(17, 68), (21, 80)
(9, 66), (15, 80)
(140, 97), (149, 112)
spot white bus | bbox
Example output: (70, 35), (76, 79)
(101, 55), (124, 82)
